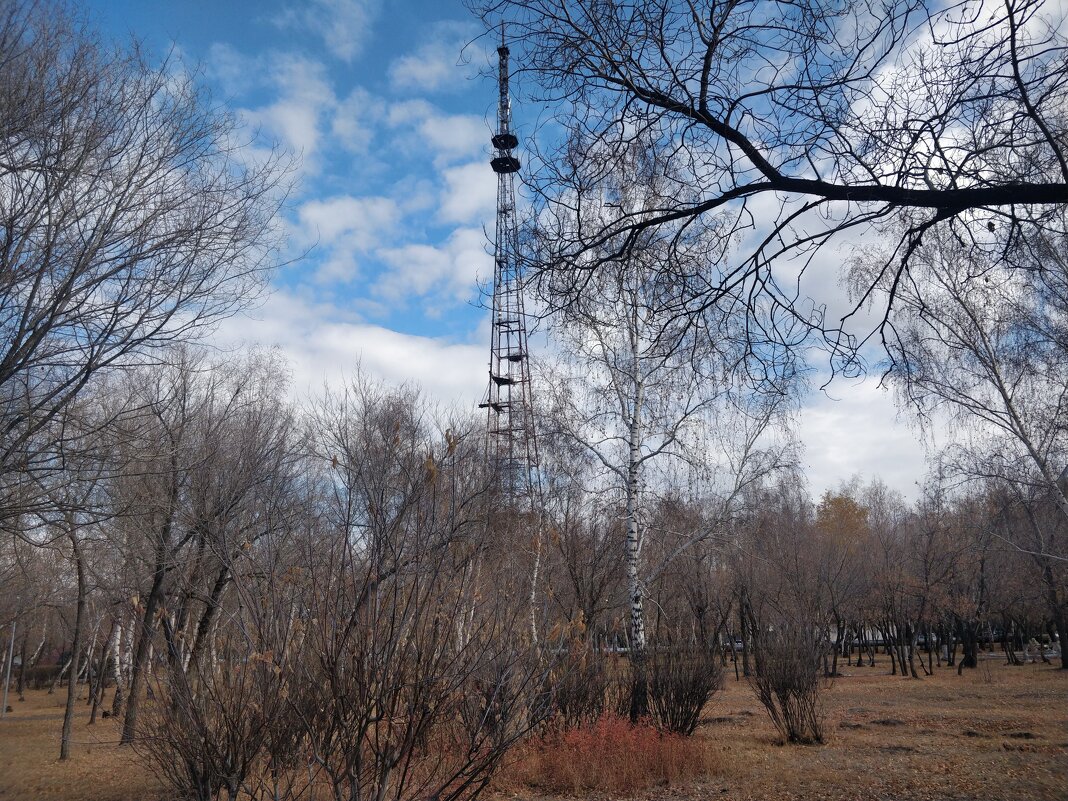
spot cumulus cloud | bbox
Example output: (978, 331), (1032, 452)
(420, 114), (488, 162)
(439, 161), (497, 224)
(215, 291), (485, 407)
(332, 87), (385, 153)
(388, 21), (482, 93)
(273, 0), (381, 63)
(295, 195), (401, 283)
(374, 227), (491, 308)
(206, 42), (257, 97)
(386, 100), (488, 165)
(207, 46), (337, 173)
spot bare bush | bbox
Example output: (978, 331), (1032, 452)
(293, 526), (553, 801)
(748, 625), (828, 744)
(505, 713), (713, 794)
(133, 550), (307, 801)
(648, 642), (723, 736)
(546, 643), (612, 729)
(136, 646), (301, 801)
(289, 378), (555, 801)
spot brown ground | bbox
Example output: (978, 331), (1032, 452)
(1, 657), (1065, 801)
(643, 657), (1068, 801)
(0, 690), (160, 801)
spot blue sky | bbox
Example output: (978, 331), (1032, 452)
(87, 0), (930, 499)
(91, 0), (504, 392)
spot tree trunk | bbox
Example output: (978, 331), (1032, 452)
(624, 368), (647, 722)
(830, 618), (844, 677)
(111, 617), (127, 716)
(1, 620), (14, 718)
(187, 565), (230, 672)
(121, 558), (167, 743)
(625, 500), (648, 721)
(1002, 623), (1020, 665)
(1053, 611), (1067, 671)
(82, 622), (100, 703)
(739, 602), (752, 678)
(957, 619), (978, 674)
(15, 630), (27, 701)
(20, 620), (47, 697)
(90, 621), (118, 725)
(905, 622), (919, 679)
(1039, 563), (1068, 670)
(61, 529), (87, 760)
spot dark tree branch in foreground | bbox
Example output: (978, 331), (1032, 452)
(471, 0), (1068, 368)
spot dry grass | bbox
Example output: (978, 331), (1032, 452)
(0, 689), (162, 801)
(493, 656), (1068, 801)
(1, 658), (1065, 801)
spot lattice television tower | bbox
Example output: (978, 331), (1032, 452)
(478, 38), (539, 502)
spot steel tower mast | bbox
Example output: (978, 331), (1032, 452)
(479, 39), (539, 501)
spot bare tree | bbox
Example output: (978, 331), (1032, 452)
(734, 475), (830, 743)
(293, 374), (552, 801)
(109, 347), (298, 741)
(471, 0), (1067, 361)
(860, 223), (1068, 664)
(864, 224), (1068, 518)
(0, 0), (289, 528)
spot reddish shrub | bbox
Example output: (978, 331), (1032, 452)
(502, 713), (715, 793)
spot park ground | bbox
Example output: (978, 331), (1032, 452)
(0, 657), (1064, 801)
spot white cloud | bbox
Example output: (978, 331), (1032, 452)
(273, 0), (381, 63)
(332, 87), (384, 153)
(375, 227), (491, 308)
(207, 48), (337, 173)
(798, 376), (929, 500)
(388, 21), (481, 93)
(297, 195), (396, 243)
(215, 291), (485, 407)
(389, 50), (456, 94)
(392, 176), (437, 216)
(296, 195), (401, 283)
(439, 161), (497, 225)
(386, 100), (488, 164)
(419, 114), (487, 163)
(206, 42), (256, 97)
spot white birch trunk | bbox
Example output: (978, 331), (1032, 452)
(529, 523), (542, 646)
(626, 415), (646, 655)
(28, 622), (47, 668)
(625, 302), (646, 657)
(120, 616), (134, 678)
(624, 336), (649, 722)
(109, 619), (124, 715)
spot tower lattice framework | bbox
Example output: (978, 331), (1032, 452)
(479, 41), (539, 502)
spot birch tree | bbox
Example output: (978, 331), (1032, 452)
(542, 142), (798, 718)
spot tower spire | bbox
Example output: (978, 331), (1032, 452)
(479, 33), (539, 502)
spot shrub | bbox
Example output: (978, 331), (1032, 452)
(546, 644), (613, 728)
(747, 625), (828, 744)
(648, 645), (724, 735)
(504, 713), (715, 793)
(134, 640), (302, 801)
